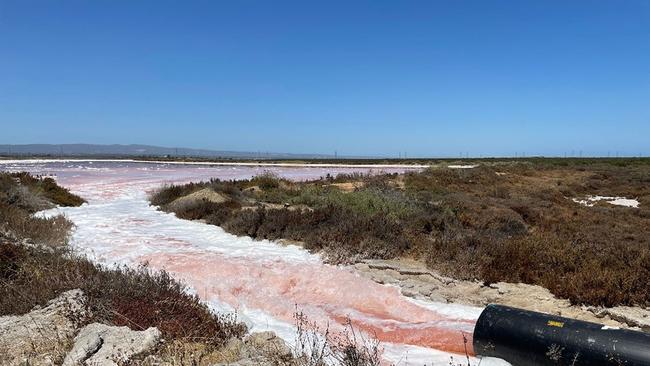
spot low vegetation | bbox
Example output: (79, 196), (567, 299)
(293, 310), (381, 366)
(0, 172), (246, 355)
(151, 160), (650, 307)
(0, 172), (82, 246)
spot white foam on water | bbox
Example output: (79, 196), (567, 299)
(404, 295), (484, 321)
(39, 193), (320, 265)
(383, 343), (508, 366)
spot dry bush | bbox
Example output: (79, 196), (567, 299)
(4, 184), (53, 211)
(1, 171), (82, 221)
(293, 310), (380, 366)
(222, 209), (265, 237)
(477, 232), (650, 306)
(174, 200), (237, 221)
(251, 171), (282, 190)
(0, 172), (81, 247)
(0, 205), (73, 247)
(0, 242), (246, 347)
(7, 172), (85, 207)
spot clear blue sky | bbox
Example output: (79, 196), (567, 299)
(1, 1), (648, 157)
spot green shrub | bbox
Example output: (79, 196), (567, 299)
(7, 172), (85, 208)
(250, 171), (281, 190)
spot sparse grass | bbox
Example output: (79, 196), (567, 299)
(0, 204), (73, 247)
(293, 310), (381, 366)
(152, 161), (650, 307)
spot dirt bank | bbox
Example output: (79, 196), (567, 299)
(352, 258), (650, 332)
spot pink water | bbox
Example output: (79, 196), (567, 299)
(1, 160), (505, 365)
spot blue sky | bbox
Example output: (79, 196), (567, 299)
(1, 1), (648, 157)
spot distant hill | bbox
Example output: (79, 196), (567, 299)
(0, 144), (334, 159)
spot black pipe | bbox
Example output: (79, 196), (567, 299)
(473, 304), (650, 366)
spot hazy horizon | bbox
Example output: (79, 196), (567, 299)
(1, 142), (647, 159)
(1, 1), (648, 157)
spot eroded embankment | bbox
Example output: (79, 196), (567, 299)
(351, 258), (650, 333)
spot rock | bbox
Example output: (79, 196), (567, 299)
(593, 306), (650, 331)
(63, 323), (161, 366)
(428, 293), (449, 303)
(401, 281), (416, 289)
(362, 259), (450, 283)
(401, 288), (420, 297)
(327, 182), (365, 192)
(353, 263), (370, 271)
(368, 270), (398, 285)
(243, 186), (262, 193)
(399, 278), (438, 298)
(241, 202), (313, 212)
(0, 289), (89, 366)
(258, 202), (312, 212)
(286, 204), (312, 212)
(277, 238), (306, 247)
(242, 331), (292, 360)
(213, 331), (293, 366)
(138, 338), (243, 366)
